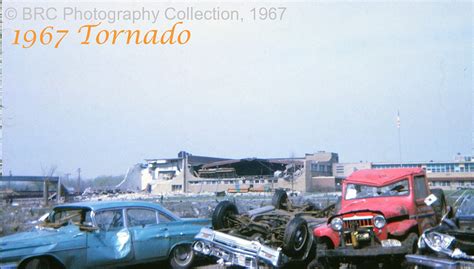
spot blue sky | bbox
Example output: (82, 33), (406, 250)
(3, 1), (472, 178)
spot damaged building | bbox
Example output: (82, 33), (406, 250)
(118, 151), (339, 194)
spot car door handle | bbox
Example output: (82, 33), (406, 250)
(73, 233), (85, 238)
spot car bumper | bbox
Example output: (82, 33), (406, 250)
(317, 245), (409, 259)
(193, 228), (286, 268)
(405, 254), (474, 269)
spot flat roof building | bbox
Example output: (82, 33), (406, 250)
(334, 154), (474, 190)
(119, 151), (339, 194)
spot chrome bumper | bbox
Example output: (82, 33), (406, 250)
(193, 227), (286, 268)
(406, 254), (474, 269)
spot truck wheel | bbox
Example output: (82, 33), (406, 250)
(272, 189), (289, 210)
(314, 242), (338, 269)
(403, 233), (419, 254)
(212, 200), (238, 230)
(430, 189), (447, 223)
(169, 244), (194, 269)
(283, 217), (309, 257)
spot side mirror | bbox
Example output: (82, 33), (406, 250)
(39, 212), (51, 223)
(79, 222), (99, 232)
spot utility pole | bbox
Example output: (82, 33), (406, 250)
(57, 175), (61, 203)
(43, 178), (49, 206)
(290, 153), (295, 193)
(77, 168), (81, 195)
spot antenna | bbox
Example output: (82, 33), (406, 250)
(397, 110), (402, 166)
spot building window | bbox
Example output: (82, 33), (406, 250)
(172, 185), (182, 191)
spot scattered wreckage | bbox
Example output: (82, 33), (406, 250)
(406, 190), (474, 268)
(311, 168), (446, 268)
(193, 189), (335, 268)
(0, 201), (210, 269)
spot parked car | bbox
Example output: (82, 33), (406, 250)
(0, 201), (210, 269)
(406, 191), (474, 268)
(310, 168), (445, 268)
(193, 190), (335, 268)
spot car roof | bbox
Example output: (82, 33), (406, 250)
(53, 200), (178, 218)
(345, 168), (424, 186)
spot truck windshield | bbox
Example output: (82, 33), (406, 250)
(345, 179), (409, 200)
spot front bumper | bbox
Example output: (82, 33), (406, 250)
(406, 254), (474, 269)
(317, 244), (409, 259)
(193, 228), (286, 268)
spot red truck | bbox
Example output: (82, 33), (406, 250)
(311, 168), (446, 268)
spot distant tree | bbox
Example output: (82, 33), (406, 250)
(91, 175), (125, 188)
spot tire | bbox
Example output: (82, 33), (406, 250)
(283, 217), (310, 257)
(334, 197), (342, 213)
(313, 241), (338, 269)
(23, 257), (55, 269)
(430, 189), (447, 223)
(212, 200), (238, 230)
(403, 233), (419, 255)
(272, 189), (289, 210)
(169, 244), (194, 269)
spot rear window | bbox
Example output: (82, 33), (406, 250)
(414, 176), (429, 200)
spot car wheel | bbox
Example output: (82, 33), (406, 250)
(313, 242), (338, 269)
(169, 244), (194, 269)
(272, 189), (289, 210)
(23, 257), (52, 269)
(430, 189), (447, 223)
(283, 217), (309, 257)
(212, 201), (238, 230)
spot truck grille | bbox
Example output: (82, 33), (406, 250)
(343, 218), (373, 229)
(343, 217), (373, 246)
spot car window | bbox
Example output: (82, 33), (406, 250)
(158, 212), (173, 223)
(95, 209), (124, 231)
(53, 209), (82, 224)
(414, 176), (429, 200)
(345, 179), (409, 200)
(127, 208), (158, 227)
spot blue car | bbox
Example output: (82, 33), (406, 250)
(0, 201), (210, 269)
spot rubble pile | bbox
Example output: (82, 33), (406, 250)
(0, 199), (51, 236)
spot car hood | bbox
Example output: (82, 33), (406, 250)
(448, 230), (474, 255)
(0, 225), (80, 251)
(338, 198), (409, 219)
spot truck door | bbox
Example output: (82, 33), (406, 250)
(413, 175), (436, 232)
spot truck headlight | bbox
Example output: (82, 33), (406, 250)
(424, 232), (455, 252)
(331, 217), (343, 231)
(373, 215), (386, 229)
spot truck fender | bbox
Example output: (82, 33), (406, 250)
(386, 219), (418, 236)
(313, 225), (340, 248)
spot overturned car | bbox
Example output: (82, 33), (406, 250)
(406, 191), (474, 268)
(193, 190), (335, 268)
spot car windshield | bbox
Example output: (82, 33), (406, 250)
(45, 208), (92, 228)
(456, 194), (474, 217)
(345, 179), (409, 200)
